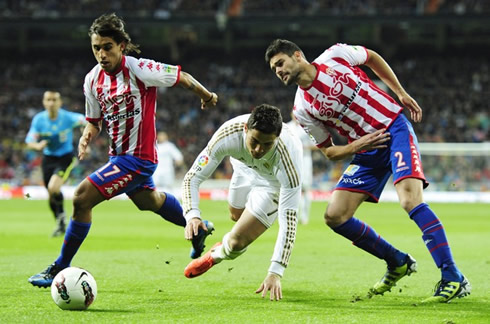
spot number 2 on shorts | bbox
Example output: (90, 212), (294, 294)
(394, 151), (406, 167)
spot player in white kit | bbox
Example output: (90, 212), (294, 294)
(287, 114), (314, 224)
(154, 131), (184, 193)
(183, 104), (302, 301)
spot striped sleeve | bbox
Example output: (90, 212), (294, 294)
(268, 137), (302, 276)
(324, 43), (368, 66)
(269, 188), (300, 276)
(127, 56), (180, 88)
(83, 68), (102, 122)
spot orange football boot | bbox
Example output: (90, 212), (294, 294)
(184, 242), (222, 278)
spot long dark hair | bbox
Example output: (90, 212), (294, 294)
(89, 13), (141, 55)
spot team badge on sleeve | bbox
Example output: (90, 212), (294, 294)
(197, 155), (209, 167)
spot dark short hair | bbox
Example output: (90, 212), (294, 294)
(265, 39), (303, 64)
(89, 13), (140, 55)
(247, 104), (283, 136)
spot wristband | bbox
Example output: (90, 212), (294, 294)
(204, 93), (214, 103)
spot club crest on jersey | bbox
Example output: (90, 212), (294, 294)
(197, 155), (209, 167)
(344, 164), (360, 176)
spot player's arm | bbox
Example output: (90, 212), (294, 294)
(129, 57), (217, 109)
(78, 120), (101, 160)
(319, 129), (391, 160)
(182, 147), (224, 240)
(177, 71), (218, 110)
(26, 139), (48, 151)
(25, 118), (48, 151)
(258, 144), (302, 301)
(364, 49), (422, 122)
(256, 186), (301, 301)
(171, 144), (185, 167)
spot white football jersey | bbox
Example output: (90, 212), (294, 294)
(154, 141), (184, 188)
(287, 120), (313, 186)
(182, 114), (303, 270)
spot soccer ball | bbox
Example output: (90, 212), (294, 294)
(50, 267), (97, 310)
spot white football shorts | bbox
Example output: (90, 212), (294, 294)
(228, 166), (279, 228)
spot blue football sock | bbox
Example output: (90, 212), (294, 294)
(333, 217), (406, 268)
(155, 192), (186, 227)
(409, 203), (462, 282)
(55, 219), (91, 268)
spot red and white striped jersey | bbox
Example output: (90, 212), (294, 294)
(83, 55), (181, 163)
(293, 44), (403, 147)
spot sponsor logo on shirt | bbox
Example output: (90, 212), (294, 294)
(105, 108), (141, 122)
(97, 92), (137, 111)
(340, 177), (365, 185)
(106, 94), (137, 106)
(309, 70), (361, 124)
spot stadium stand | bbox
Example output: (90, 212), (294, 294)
(0, 0), (488, 192)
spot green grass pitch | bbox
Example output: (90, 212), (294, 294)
(0, 199), (489, 323)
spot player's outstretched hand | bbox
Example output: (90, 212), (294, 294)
(185, 217), (207, 240)
(399, 93), (422, 123)
(201, 92), (218, 110)
(78, 132), (92, 160)
(256, 273), (282, 301)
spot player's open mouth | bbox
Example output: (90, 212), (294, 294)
(282, 74), (288, 82)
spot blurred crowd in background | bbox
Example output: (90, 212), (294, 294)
(1, 0), (489, 18)
(0, 0), (488, 192)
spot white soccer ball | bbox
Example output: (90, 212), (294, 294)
(50, 267), (97, 310)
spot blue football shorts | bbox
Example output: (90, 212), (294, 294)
(335, 113), (429, 203)
(87, 155), (157, 200)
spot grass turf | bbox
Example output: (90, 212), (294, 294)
(0, 199), (489, 323)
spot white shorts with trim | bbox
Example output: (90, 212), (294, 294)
(228, 166), (279, 228)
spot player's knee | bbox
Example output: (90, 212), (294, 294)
(47, 184), (60, 196)
(399, 197), (419, 214)
(324, 208), (343, 228)
(134, 200), (159, 211)
(398, 191), (422, 213)
(72, 181), (100, 214)
(73, 188), (90, 212)
(133, 202), (147, 211)
(133, 191), (164, 212)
